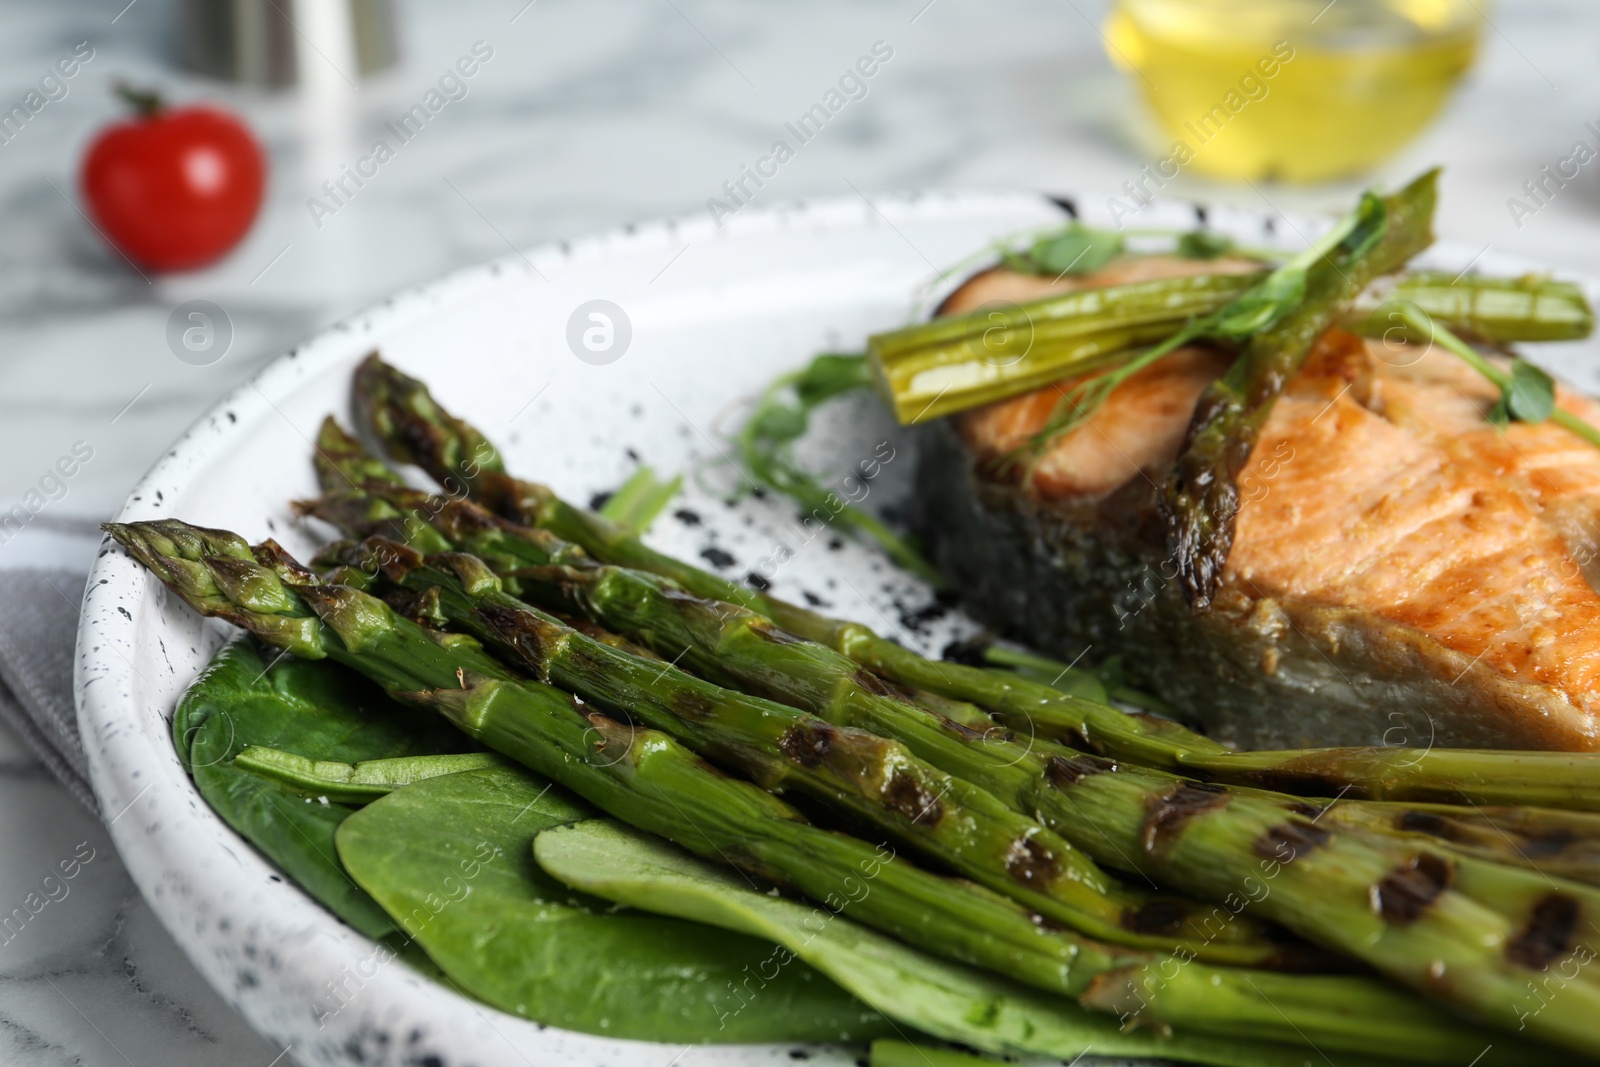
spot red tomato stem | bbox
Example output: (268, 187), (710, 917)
(113, 81), (165, 119)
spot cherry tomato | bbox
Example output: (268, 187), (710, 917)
(81, 87), (265, 272)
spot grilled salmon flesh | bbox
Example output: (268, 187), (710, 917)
(915, 257), (1600, 751)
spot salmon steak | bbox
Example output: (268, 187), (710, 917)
(914, 257), (1600, 752)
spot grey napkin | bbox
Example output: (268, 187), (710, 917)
(0, 569), (96, 813)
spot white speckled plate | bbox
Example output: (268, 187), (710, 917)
(73, 190), (1600, 1067)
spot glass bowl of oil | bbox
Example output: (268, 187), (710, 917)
(1104, 0), (1482, 182)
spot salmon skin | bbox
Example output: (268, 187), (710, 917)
(913, 258), (1600, 752)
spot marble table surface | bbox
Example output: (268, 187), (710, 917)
(5, 0), (1600, 1062)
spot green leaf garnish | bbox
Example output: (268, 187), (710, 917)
(794, 351), (876, 405)
(1004, 191), (1390, 477)
(1386, 300), (1600, 449)
(750, 402), (808, 441)
(1176, 231), (1235, 260)
(1505, 358), (1556, 424)
(1027, 227), (1124, 276)
(733, 352), (941, 584)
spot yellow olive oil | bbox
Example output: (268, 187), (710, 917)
(1105, 0), (1482, 182)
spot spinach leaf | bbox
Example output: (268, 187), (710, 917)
(232, 747), (510, 804)
(337, 765), (888, 1043)
(537, 819), (1370, 1067)
(174, 640), (471, 938)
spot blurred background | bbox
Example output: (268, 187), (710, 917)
(1, 0), (1598, 1062)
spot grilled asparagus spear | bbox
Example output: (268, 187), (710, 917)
(107, 518), (1520, 1061)
(870, 271), (1264, 424)
(323, 535), (1301, 965)
(867, 263), (1593, 426)
(308, 409), (1600, 814)
(294, 478), (1600, 1046)
(1160, 171), (1438, 608)
(337, 369), (1600, 811)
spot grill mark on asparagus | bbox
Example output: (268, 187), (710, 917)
(1068, 728), (1105, 755)
(1141, 782), (1229, 852)
(778, 720), (837, 767)
(381, 585), (440, 626)
(847, 666), (920, 704)
(364, 536), (424, 578)
(1263, 942), (1364, 974)
(563, 613), (651, 655)
(1371, 853), (1454, 926)
(1254, 819), (1332, 862)
(1395, 810), (1464, 841)
(661, 584), (719, 615)
(670, 688), (718, 722)
(1039, 717), (1103, 755)
(433, 499), (500, 542)
(747, 617), (807, 645)
(1045, 753), (1112, 788)
(1522, 831), (1580, 858)
(850, 666), (894, 695)
(1506, 893), (1582, 970)
(390, 408), (445, 473)
(470, 469), (523, 520)
(477, 603), (559, 679)
(1402, 812), (1582, 859)
(585, 711), (637, 765)
(1002, 834), (1060, 886)
(1124, 899), (1187, 937)
(883, 770), (944, 825)
(1237, 767), (1362, 797)
(937, 715), (993, 742)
